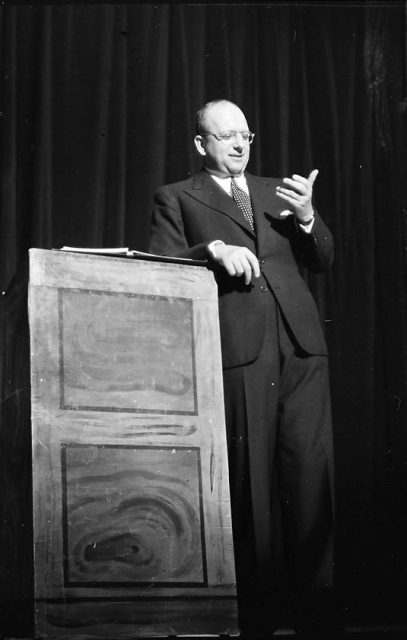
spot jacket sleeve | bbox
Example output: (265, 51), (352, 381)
(149, 185), (211, 261)
(293, 210), (334, 273)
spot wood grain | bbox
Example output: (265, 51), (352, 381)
(59, 289), (197, 414)
(62, 444), (205, 586)
(2, 249), (238, 638)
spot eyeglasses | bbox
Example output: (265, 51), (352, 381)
(201, 130), (255, 144)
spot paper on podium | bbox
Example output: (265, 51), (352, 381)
(59, 246), (207, 265)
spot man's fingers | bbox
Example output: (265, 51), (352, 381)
(232, 252), (259, 285)
(282, 178), (307, 195)
(241, 252), (261, 284)
(285, 169), (319, 189)
(278, 186), (302, 200)
(224, 262), (237, 277)
(307, 168), (319, 186)
(217, 246), (260, 283)
(239, 254), (253, 285)
(245, 251), (261, 279)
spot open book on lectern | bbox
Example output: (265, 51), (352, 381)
(59, 246), (207, 266)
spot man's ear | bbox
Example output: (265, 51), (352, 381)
(194, 135), (206, 157)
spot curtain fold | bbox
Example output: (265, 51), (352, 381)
(0, 1), (406, 628)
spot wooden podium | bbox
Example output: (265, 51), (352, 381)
(0, 249), (238, 638)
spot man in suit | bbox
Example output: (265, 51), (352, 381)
(149, 99), (341, 639)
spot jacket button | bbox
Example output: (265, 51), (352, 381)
(259, 258), (265, 264)
(260, 285), (268, 293)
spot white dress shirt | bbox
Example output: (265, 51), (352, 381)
(210, 173), (250, 196)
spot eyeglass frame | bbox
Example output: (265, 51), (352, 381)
(200, 130), (255, 144)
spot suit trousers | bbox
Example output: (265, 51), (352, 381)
(223, 290), (336, 635)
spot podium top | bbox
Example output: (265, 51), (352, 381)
(21, 248), (218, 303)
(57, 246), (207, 267)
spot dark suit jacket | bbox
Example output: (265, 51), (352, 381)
(149, 169), (333, 369)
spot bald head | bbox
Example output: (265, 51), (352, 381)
(196, 100), (246, 135)
(194, 100), (252, 178)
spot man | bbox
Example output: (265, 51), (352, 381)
(149, 99), (341, 639)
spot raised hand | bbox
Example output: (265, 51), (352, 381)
(275, 169), (318, 223)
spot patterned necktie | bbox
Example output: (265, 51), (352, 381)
(231, 177), (255, 232)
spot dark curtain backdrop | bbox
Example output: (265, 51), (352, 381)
(1, 0), (406, 630)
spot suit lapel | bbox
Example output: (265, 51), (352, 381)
(184, 170), (256, 238)
(246, 172), (295, 256)
(184, 170), (287, 242)
(246, 173), (285, 222)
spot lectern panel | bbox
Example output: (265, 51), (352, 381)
(59, 289), (197, 414)
(62, 443), (206, 587)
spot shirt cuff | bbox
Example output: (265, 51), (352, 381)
(298, 217), (315, 233)
(207, 240), (225, 259)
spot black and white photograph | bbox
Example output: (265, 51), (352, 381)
(0, 2), (406, 639)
